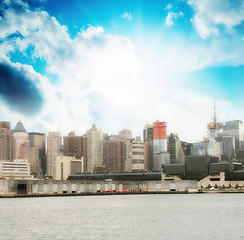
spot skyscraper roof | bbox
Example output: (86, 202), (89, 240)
(13, 120), (26, 133)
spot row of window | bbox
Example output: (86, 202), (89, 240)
(132, 160), (144, 164)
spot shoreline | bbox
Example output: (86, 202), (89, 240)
(1, 189), (244, 198)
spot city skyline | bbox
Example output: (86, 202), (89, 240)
(0, 0), (244, 142)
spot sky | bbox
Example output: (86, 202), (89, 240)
(0, 0), (244, 142)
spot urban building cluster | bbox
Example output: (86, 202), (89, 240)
(1, 113), (244, 181)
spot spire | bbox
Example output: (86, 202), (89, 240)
(13, 120), (27, 132)
(213, 100), (216, 124)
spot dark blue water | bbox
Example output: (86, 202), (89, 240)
(1, 194), (244, 240)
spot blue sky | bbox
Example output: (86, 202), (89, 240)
(0, 0), (244, 142)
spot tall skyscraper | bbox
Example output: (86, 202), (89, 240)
(124, 138), (134, 172)
(132, 137), (145, 172)
(28, 132), (46, 176)
(0, 121), (13, 161)
(63, 131), (76, 157)
(86, 125), (103, 173)
(168, 133), (185, 164)
(223, 120), (243, 150)
(103, 140), (126, 172)
(143, 124), (153, 142)
(47, 132), (61, 177)
(153, 121), (169, 171)
(144, 140), (153, 171)
(143, 123), (153, 171)
(13, 120), (29, 159)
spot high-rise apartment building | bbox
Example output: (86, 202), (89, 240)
(0, 121), (13, 161)
(13, 120), (29, 159)
(144, 140), (153, 171)
(63, 131), (76, 157)
(143, 123), (153, 171)
(168, 133), (185, 164)
(63, 131), (87, 161)
(153, 121), (169, 171)
(143, 124), (153, 143)
(124, 138), (134, 172)
(86, 125), (103, 173)
(47, 132), (61, 177)
(132, 137), (145, 172)
(28, 132), (46, 176)
(103, 140), (126, 172)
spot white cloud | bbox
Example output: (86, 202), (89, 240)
(0, 0), (244, 142)
(188, 0), (244, 38)
(121, 12), (132, 21)
(165, 12), (175, 26)
(165, 11), (184, 26)
(81, 26), (104, 39)
(0, 1), (142, 136)
(165, 4), (173, 10)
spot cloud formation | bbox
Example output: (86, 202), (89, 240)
(188, 0), (244, 38)
(0, 0), (141, 136)
(0, 61), (43, 114)
(121, 12), (132, 21)
(0, 0), (243, 142)
(165, 11), (183, 26)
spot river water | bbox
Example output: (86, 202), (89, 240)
(0, 193), (244, 240)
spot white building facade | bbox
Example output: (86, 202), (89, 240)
(86, 125), (103, 173)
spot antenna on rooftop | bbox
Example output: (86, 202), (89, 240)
(213, 99), (216, 124)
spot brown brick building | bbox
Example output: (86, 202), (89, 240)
(103, 141), (126, 173)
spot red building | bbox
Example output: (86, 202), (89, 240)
(153, 121), (167, 140)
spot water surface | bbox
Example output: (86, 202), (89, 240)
(1, 194), (244, 240)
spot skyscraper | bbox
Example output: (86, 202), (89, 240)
(143, 123), (153, 171)
(153, 121), (169, 171)
(47, 132), (61, 178)
(144, 140), (153, 171)
(143, 124), (153, 142)
(86, 125), (103, 173)
(13, 120), (29, 159)
(28, 132), (46, 176)
(223, 120), (243, 150)
(132, 137), (145, 172)
(63, 131), (76, 157)
(103, 140), (126, 172)
(168, 133), (185, 164)
(0, 121), (13, 161)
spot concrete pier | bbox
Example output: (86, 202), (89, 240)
(0, 179), (198, 197)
